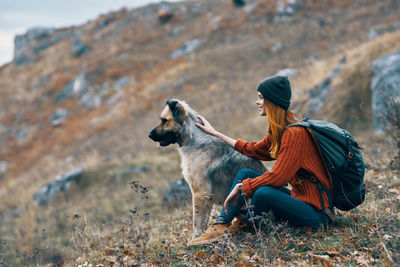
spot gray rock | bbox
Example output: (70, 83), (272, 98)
(305, 56), (346, 117)
(275, 68), (298, 78)
(29, 76), (48, 91)
(56, 71), (86, 102)
(244, 3), (257, 14)
(271, 42), (284, 53)
(33, 31), (69, 54)
(51, 109), (69, 127)
(98, 82), (110, 92)
(171, 39), (201, 59)
(0, 124), (9, 146)
(72, 38), (90, 57)
(81, 93), (103, 108)
(33, 167), (83, 205)
(14, 54), (35, 66)
(191, 2), (204, 15)
(0, 161), (8, 173)
(106, 93), (122, 106)
(14, 27), (53, 65)
(12, 208), (21, 218)
(369, 22), (400, 40)
(273, 0), (298, 23)
(306, 54), (318, 64)
(14, 126), (28, 141)
(124, 166), (150, 174)
(163, 178), (192, 208)
(171, 26), (185, 37)
(99, 17), (114, 30)
(371, 50), (400, 134)
(115, 77), (131, 91)
(0, 161), (8, 179)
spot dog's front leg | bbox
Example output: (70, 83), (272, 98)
(192, 191), (213, 238)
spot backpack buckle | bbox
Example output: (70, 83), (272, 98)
(348, 151), (353, 159)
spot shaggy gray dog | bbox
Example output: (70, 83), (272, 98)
(149, 99), (266, 237)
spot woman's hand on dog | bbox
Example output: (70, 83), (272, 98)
(196, 115), (237, 147)
(196, 115), (217, 135)
(224, 183), (243, 215)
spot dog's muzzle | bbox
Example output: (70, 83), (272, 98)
(148, 129), (160, 142)
(148, 129), (178, 147)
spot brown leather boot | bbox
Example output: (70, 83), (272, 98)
(227, 216), (248, 235)
(188, 217), (248, 246)
(187, 222), (230, 246)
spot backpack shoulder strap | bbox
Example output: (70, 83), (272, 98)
(288, 119), (335, 227)
(287, 119), (333, 187)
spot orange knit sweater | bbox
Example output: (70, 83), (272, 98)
(235, 126), (331, 210)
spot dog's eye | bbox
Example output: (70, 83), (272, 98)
(161, 118), (168, 124)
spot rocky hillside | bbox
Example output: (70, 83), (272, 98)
(0, 0), (399, 265)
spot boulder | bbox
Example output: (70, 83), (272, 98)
(275, 68), (298, 78)
(81, 93), (102, 108)
(72, 38), (90, 57)
(124, 165), (150, 174)
(106, 93), (122, 106)
(244, 3), (258, 14)
(98, 17), (114, 30)
(56, 71), (86, 102)
(14, 27), (53, 65)
(369, 22), (400, 40)
(51, 109), (69, 127)
(14, 126), (29, 141)
(0, 161), (8, 179)
(305, 56), (346, 117)
(163, 178), (192, 208)
(273, 0), (298, 23)
(192, 3), (204, 15)
(33, 31), (69, 54)
(271, 42), (284, 53)
(114, 77), (131, 91)
(171, 39), (201, 59)
(33, 167), (83, 205)
(370, 50), (400, 134)
(171, 26), (185, 37)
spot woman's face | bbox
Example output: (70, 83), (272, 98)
(256, 92), (266, 116)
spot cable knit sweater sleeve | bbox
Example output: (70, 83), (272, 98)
(234, 129), (274, 161)
(241, 128), (305, 198)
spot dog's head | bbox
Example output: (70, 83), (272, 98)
(148, 99), (188, 147)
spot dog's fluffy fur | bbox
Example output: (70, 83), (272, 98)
(149, 99), (266, 237)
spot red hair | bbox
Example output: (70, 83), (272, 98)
(265, 100), (301, 159)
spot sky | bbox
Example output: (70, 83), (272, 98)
(0, 0), (183, 66)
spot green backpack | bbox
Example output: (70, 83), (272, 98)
(288, 119), (366, 212)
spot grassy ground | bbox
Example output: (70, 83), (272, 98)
(0, 134), (399, 266)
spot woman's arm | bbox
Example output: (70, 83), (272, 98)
(196, 115), (236, 147)
(235, 137), (274, 161)
(196, 115), (273, 160)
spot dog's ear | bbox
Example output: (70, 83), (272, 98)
(166, 99), (185, 123)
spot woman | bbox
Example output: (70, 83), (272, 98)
(189, 75), (332, 246)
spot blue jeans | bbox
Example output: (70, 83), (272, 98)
(217, 168), (326, 227)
